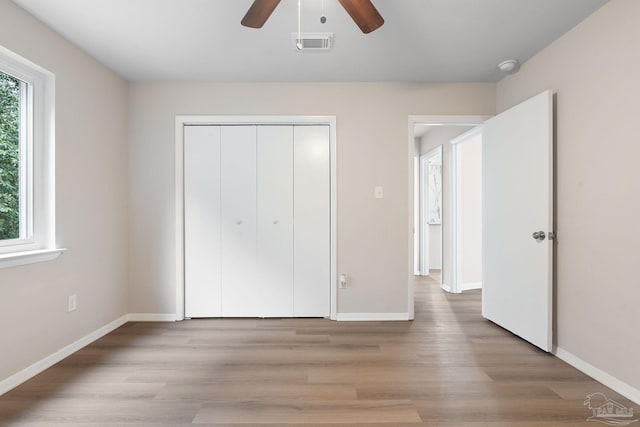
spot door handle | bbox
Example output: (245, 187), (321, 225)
(532, 231), (546, 241)
(273, 220), (279, 225)
(236, 220), (243, 225)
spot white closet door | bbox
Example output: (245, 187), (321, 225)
(221, 126), (257, 317)
(257, 126), (294, 317)
(184, 126), (222, 317)
(294, 126), (330, 317)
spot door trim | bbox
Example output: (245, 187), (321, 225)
(418, 153), (430, 276)
(175, 116), (338, 321)
(413, 156), (420, 275)
(407, 116), (490, 320)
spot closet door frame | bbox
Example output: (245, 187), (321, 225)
(175, 116), (337, 321)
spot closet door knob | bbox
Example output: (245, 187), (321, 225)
(273, 220), (279, 225)
(236, 220), (243, 225)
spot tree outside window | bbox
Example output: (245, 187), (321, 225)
(0, 71), (20, 240)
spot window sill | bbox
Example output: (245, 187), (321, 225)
(0, 248), (67, 270)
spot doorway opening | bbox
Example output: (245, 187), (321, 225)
(409, 93), (553, 351)
(408, 116), (488, 319)
(416, 146), (443, 280)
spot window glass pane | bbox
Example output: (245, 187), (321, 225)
(0, 70), (21, 240)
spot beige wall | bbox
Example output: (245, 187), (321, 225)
(428, 225), (442, 269)
(413, 138), (421, 157)
(497, 0), (640, 389)
(128, 83), (495, 315)
(420, 127), (472, 156)
(459, 135), (482, 285)
(0, 1), (129, 382)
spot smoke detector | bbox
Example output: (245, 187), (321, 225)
(292, 33), (334, 51)
(498, 59), (519, 74)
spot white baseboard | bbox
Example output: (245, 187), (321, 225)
(441, 282), (482, 293)
(127, 313), (178, 322)
(0, 312), (178, 396)
(336, 313), (410, 321)
(0, 314), (129, 396)
(441, 283), (459, 293)
(461, 281), (482, 291)
(554, 346), (640, 405)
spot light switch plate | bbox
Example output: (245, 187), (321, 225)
(68, 294), (77, 312)
(374, 186), (384, 199)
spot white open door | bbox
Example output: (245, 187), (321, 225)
(482, 90), (554, 352)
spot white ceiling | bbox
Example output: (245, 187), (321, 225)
(13, 0), (607, 82)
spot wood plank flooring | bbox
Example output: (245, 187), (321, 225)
(0, 275), (635, 425)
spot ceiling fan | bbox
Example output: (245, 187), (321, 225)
(241, 0), (384, 34)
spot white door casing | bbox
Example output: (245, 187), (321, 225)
(482, 90), (554, 352)
(413, 156), (420, 275)
(419, 153), (430, 276)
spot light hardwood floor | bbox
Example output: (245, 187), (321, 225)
(0, 275), (634, 425)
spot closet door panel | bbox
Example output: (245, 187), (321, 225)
(221, 126), (258, 317)
(184, 126), (222, 317)
(257, 126), (294, 318)
(294, 126), (330, 317)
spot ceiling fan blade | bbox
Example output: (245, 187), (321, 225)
(338, 0), (384, 34)
(241, 0), (281, 29)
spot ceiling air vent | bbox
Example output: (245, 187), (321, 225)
(292, 33), (334, 51)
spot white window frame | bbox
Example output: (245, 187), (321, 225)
(0, 45), (64, 268)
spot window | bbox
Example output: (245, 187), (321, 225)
(1, 70), (27, 242)
(0, 45), (63, 268)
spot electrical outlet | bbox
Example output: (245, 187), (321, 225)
(68, 294), (77, 312)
